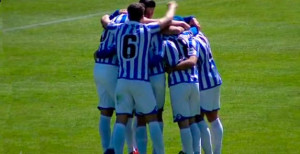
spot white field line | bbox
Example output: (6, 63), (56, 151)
(3, 12), (109, 32)
(2, 0), (174, 32)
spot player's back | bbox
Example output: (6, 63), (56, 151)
(149, 33), (165, 76)
(94, 14), (128, 65)
(164, 35), (199, 86)
(114, 21), (160, 81)
(193, 32), (222, 90)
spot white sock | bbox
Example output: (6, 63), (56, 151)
(99, 115), (111, 151)
(198, 120), (212, 154)
(180, 128), (193, 154)
(112, 123), (126, 154)
(136, 126), (147, 154)
(152, 122), (164, 154)
(125, 118), (134, 153)
(190, 123), (201, 153)
(149, 122), (165, 154)
(211, 118), (223, 154)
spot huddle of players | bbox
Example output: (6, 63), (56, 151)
(94, 0), (223, 154)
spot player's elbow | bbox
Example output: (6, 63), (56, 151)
(101, 15), (110, 28)
(189, 56), (198, 66)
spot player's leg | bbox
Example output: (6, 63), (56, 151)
(177, 120), (193, 154)
(125, 116), (134, 153)
(170, 84), (193, 154)
(136, 115), (148, 154)
(189, 117), (201, 154)
(149, 73), (166, 132)
(206, 111), (223, 154)
(189, 83), (201, 154)
(99, 109), (114, 151)
(196, 113), (212, 154)
(95, 80), (114, 151)
(202, 86), (223, 154)
(133, 81), (164, 154)
(113, 79), (135, 154)
(149, 74), (166, 154)
(94, 63), (118, 152)
(112, 114), (130, 154)
(145, 113), (165, 154)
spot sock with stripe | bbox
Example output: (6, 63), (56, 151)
(180, 128), (193, 154)
(190, 123), (201, 154)
(198, 120), (212, 154)
(210, 118), (223, 154)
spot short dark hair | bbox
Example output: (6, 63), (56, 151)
(127, 3), (145, 21)
(139, 0), (156, 8)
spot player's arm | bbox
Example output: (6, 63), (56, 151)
(161, 26), (184, 35)
(166, 55), (197, 73)
(143, 18), (190, 30)
(171, 20), (190, 30)
(157, 1), (178, 30)
(172, 56), (197, 71)
(101, 9), (127, 28)
(101, 15), (112, 29)
(188, 17), (201, 30)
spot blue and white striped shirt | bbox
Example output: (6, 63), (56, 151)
(107, 21), (161, 81)
(193, 31), (222, 90)
(149, 33), (165, 76)
(94, 14), (128, 66)
(164, 35), (199, 87)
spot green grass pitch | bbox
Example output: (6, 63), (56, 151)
(1, 0), (300, 153)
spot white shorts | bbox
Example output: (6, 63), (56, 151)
(200, 86), (221, 112)
(149, 73), (166, 110)
(170, 83), (200, 122)
(115, 79), (157, 116)
(94, 63), (118, 110)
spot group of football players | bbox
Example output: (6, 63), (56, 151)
(93, 0), (223, 154)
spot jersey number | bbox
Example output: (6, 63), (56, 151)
(122, 35), (137, 59)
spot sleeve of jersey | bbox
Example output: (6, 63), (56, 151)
(106, 23), (120, 31)
(146, 22), (160, 34)
(188, 39), (199, 57)
(164, 41), (179, 67)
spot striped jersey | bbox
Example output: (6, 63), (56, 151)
(163, 34), (199, 87)
(192, 31), (222, 90)
(107, 21), (161, 81)
(94, 14), (128, 66)
(148, 33), (165, 76)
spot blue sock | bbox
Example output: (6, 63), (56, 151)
(99, 115), (111, 151)
(159, 122), (164, 132)
(149, 122), (165, 154)
(180, 128), (193, 154)
(136, 126), (147, 154)
(125, 118), (134, 153)
(112, 123), (126, 154)
(190, 123), (201, 153)
(198, 120), (212, 154)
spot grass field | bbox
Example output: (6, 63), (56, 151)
(1, 0), (300, 153)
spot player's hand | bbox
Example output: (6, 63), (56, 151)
(179, 21), (190, 30)
(168, 1), (178, 9)
(119, 9), (127, 14)
(189, 18), (201, 30)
